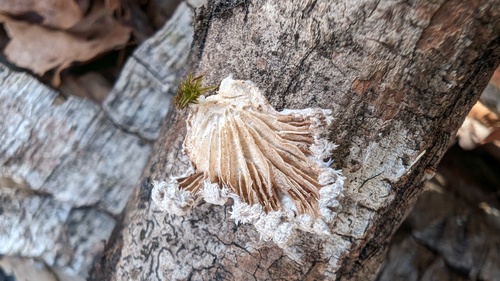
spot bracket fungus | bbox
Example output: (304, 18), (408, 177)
(152, 76), (344, 247)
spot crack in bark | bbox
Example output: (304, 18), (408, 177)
(358, 171), (384, 192)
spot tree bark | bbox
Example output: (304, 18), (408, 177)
(0, 2), (192, 279)
(98, 0), (500, 280)
(0, 62), (149, 279)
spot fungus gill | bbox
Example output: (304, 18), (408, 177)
(153, 76), (344, 247)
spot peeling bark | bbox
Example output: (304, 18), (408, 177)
(97, 0), (500, 280)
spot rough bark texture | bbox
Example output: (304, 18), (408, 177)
(377, 144), (500, 280)
(0, 63), (150, 279)
(97, 0), (500, 280)
(0, 3), (193, 279)
(102, 2), (193, 140)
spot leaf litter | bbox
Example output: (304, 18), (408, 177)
(0, 0), (130, 86)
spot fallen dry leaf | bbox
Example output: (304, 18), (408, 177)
(105, 0), (120, 12)
(458, 101), (500, 150)
(60, 72), (112, 103)
(457, 116), (492, 150)
(490, 65), (500, 88)
(468, 100), (500, 128)
(483, 128), (500, 144)
(0, 0), (83, 29)
(0, 14), (130, 85)
(68, 1), (120, 36)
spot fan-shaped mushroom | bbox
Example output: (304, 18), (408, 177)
(153, 76), (344, 246)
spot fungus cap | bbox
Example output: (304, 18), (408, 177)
(152, 76), (344, 246)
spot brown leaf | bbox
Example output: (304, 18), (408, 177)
(0, 14), (130, 84)
(457, 117), (491, 150)
(68, 1), (120, 36)
(0, 0), (83, 29)
(60, 72), (112, 103)
(490, 65), (500, 88)
(468, 101), (500, 128)
(105, 0), (120, 12)
(458, 101), (500, 150)
(483, 128), (500, 144)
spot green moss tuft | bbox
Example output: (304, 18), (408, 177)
(173, 73), (216, 110)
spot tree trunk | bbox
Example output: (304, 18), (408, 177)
(96, 0), (500, 280)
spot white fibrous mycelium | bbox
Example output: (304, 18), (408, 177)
(152, 76), (344, 247)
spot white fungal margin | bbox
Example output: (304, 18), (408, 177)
(151, 180), (195, 216)
(197, 180), (230, 206)
(229, 197), (263, 224)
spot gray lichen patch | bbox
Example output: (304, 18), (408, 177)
(152, 76), (344, 246)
